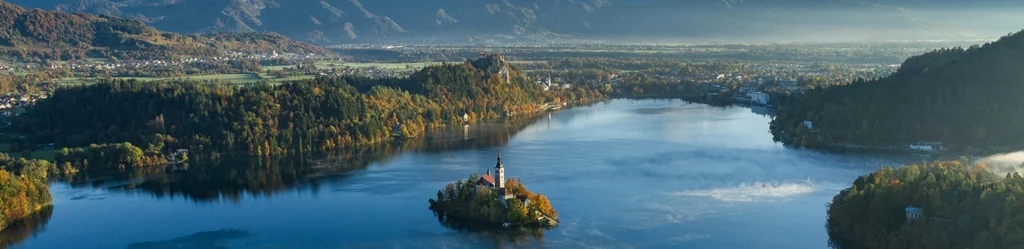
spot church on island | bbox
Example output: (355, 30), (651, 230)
(475, 153), (519, 203)
(428, 152), (559, 227)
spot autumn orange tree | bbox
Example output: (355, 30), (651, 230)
(0, 153), (52, 231)
(430, 174), (560, 225)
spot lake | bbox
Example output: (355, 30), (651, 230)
(9, 99), (921, 249)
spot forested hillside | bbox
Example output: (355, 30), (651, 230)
(770, 30), (1024, 152)
(827, 160), (1024, 248)
(14, 57), (601, 158)
(0, 0), (325, 61)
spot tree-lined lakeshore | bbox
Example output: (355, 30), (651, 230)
(827, 159), (1024, 249)
(4, 1), (1024, 247)
(771, 30), (1024, 154)
(0, 154), (52, 232)
(14, 55), (601, 164)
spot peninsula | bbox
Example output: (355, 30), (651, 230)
(429, 154), (559, 227)
(770, 31), (1024, 154)
(827, 159), (1024, 248)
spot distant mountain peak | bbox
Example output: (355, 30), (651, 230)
(436, 9), (458, 26)
(5, 0), (1018, 43)
(0, 1), (327, 60)
(348, 0), (375, 18)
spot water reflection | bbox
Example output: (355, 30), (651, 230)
(125, 229), (250, 249)
(431, 209), (548, 247)
(58, 115), (544, 203)
(750, 105), (775, 117)
(828, 237), (871, 249)
(21, 99), (925, 249)
(1, 206), (53, 249)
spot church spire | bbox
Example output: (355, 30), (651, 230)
(495, 152), (503, 169)
(495, 152), (505, 190)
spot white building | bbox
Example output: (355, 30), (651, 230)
(747, 92), (770, 105)
(909, 144), (934, 152)
(905, 206), (923, 221)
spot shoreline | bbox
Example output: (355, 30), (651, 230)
(1, 204), (52, 232)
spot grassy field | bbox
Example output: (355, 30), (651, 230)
(266, 61), (444, 71)
(115, 73), (262, 83)
(58, 77), (95, 86)
(264, 60), (550, 73)
(0, 140), (54, 161)
(26, 149), (55, 161)
(49, 59), (531, 87)
(510, 60), (548, 64)
(342, 62), (442, 70)
(262, 65), (295, 71)
(58, 74), (268, 85)
(260, 75), (316, 82)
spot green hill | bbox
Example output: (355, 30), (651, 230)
(0, 0), (327, 61)
(771, 30), (1024, 152)
(827, 160), (1024, 248)
(13, 57), (602, 159)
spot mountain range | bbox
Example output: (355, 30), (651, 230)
(0, 0), (325, 60)
(7, 0), (1023, 44)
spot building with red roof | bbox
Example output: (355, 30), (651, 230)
(476, 171), (496, 188)
(472, 153), (515, 202)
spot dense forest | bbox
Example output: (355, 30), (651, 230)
(0, 153), (52, 231)
(0, 1), (325, 61)
(55, 142), (166, 171)
(14, 57), (602, 160)
(55, 113), (543, 203)
(429, 173), (557, 225)
(827, 160), (1024, 248)
(771, 30), (1024, 152)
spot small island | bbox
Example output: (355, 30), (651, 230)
(429, 154), (559, 227)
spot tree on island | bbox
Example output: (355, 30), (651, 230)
(429, 174), (557, 225)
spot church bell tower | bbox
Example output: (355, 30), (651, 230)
(495, 153), (505, 189)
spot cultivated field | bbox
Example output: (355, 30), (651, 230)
(58, 74), (273, 85)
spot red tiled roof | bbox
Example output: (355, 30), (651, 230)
(477, 175), (495, 187)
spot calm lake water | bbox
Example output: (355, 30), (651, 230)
(10, 99), (921, 249)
